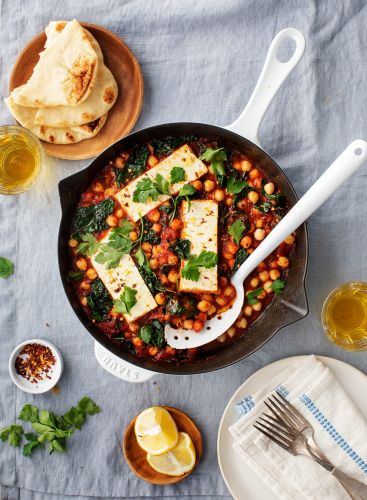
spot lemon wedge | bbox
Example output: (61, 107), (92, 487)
(147, 432), (196, 476)
(134, 406), (178, 455)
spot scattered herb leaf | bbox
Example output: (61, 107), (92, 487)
(170, 166), (186, 184)
(0, 257), (14, 279)
(272, 279), (285, 294)
(181, 251), (217, 281)
(76, 233), (101, 256)
(226, 177), (248, 194)
(0, 425), (24, 447)
(133, 177), (160, 203)
(247, 287), (264, 305)
(199, 147), (227, 187)
(66, 271), (85, 281)
(113, 286), (138, 315)
(228, 219), (245, 245)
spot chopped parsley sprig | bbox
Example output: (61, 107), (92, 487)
(181, 250), (217, 282)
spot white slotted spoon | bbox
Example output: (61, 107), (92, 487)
(165, 140), (367, 349)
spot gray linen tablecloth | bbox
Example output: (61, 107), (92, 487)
(1, 0), (367, 499)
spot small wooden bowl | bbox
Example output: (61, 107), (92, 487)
(123, 406), (203, 485)
(8, 23), (144, 160)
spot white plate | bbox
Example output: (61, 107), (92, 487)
(217, 355), (367, 500)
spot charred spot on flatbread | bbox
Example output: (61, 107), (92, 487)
(66, 132), (75, 142)
(103, 87), (115, 104)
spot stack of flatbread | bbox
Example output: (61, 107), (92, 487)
(5, 19), (118, 144)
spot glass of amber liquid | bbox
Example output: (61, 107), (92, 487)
(0, 125), (43, 195)
(322, 282), (367, 351)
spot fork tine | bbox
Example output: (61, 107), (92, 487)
(272, 394), (303, 427)
(275, 392), (309, 426)
(268, 396), (300, 429)
(259, 415), (294, 439)
(264, 399), (295, 429)
(254, 419), (293, 445)
(253, 423), (290, 451)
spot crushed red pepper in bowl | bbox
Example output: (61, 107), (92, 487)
(15, 343), (56, 384)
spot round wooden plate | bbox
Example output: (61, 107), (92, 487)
(8, 22), (144, 160)
(123, 406), (203, 485)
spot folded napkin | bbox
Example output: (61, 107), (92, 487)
(229, 355), (367, 500)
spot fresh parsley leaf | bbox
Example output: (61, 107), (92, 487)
(49, 438), (66, 454)
(232, 248), (249, 273)
(71, 198), (114, 235)
(272, 279), (285, 294)
(133, 177), (160, 203)
(139, 325), (153, 344)
(165, 297), (185, 315)
(76, 233), (101, 256)
(138, 320), (165, 348)
(247, 287), (264, 305)
(226, 177), (248, 194)
(19, 404), (39, 423)
(76, 397), (101, 417)
(228, 220), (245, 245)
(169, 239), (191, 260)
(113, 286), (138, 315)
(155, 173), (170, 196)
(199, 147), (227, 186)
(114, 219), (134, 238)
(170, 166), (186, 184)
(66, 271), (85, 281)
(181, 251), (217, 282)
(0, 425), (24, 447)
(178, 184), (196, 197)
(255, 201), (272, 213)
(135, 247), (146, 267)
(86, 278), (113, 322)
(23, 433), (43, 456)
(95, 227), (133, 269)
(0, 257), (14, 279)
(63, 407), (85, 430)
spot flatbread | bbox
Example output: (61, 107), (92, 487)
(5, 96), (107, 144)
(11, 19), (98, 107)
(33, 23), (118, 127)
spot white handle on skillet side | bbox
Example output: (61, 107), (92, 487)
(225, 28), (306, 146)
(233, 140), (367, 287)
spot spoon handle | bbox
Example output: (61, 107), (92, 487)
(233, 140), (367, 286)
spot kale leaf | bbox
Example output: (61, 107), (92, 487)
(169, 239), (191, 260)
(71, 198), (114, 235)
(114, 145), (149, 187)
(138, 319), (166, 348)
(86, 278), (112, 322)
(151, 136), (197, 158)
(232, 248), (249, 273)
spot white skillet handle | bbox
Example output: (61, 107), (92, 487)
(233, 140), (367, 286)
(225, 28), (305, 146)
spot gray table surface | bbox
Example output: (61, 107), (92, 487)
(1, 0), (367, 499)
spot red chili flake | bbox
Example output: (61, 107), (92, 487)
(15, 343), (56, 384)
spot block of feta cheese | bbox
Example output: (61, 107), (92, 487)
(114, 144), (208, 221)
(179, 199), (218, 293)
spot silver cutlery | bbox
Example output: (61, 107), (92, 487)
(254, 393), (367, 500)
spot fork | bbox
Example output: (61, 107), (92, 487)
(254, 393), (367, 499)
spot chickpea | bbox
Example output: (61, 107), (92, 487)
(155, 293), (166, 305)
(259, 270), (269, 282)
(284, 234), (295, 245)
(80, 297), (88, 306)
(147, 155), (158, 168)
(152, 223), (163, 233)
(240, 159), (252, 172)
(250, 277), (260, 288)
(248, 248), (254, 254)
(93, 181), (104, 193)
(269, 269), (281, 280)
(264, 182), (275, 195)
(86, 268), (97, 280)
(129, 231), (138, 242)
(170, 219), (183, 231)
(227, 326), (236, 337)
(115, 156), (125, 168)
(147, 209), (160, 223)
(219, 276), (228, 287)
(217, 333), (227, 343)
(167, 254), (178, 265)
(197, 300), (211, 312)
(192, 180), (203, 190)
(258, 291), (267, 300)
(80, 281), (91, 291)
(115, 208), (124, 219)
(68, 238), (78, 248)
(183, 319), (194, 330)
(243, 305), (253, 316)
(106, 215), (118, 227)
(214, 189), (225, 201)
(236, 317), (248, 329)
(104, 187), (116, 197)
(216, 296), (228, 307)
(149, 258), (159, 270)
(148, 346), (158, 356)
(249, 168), (260, 180)
(252, 302), (262, 312)
(225, 195), (233, 207)
(141, 242), (152, 252)
(256, 219), (264, 228)
(193, 320), (204, 332)
(232, 160), (242, 171)
(160, 275), (169, 285)
(270, 260), (279, 269)
(227, 242), (238, 254)
(264, 281), (273, 293)
(202, 293), (214, 303)
(277, 256), (289, 268)
(257, 262), (266, 271)
(247, 191), (259, 204)
(254, 228), (266, 241)
(168, 270), (179, 283)
(240, 235), (252, 249)
(76, 258), (87, 271)
(208, 304), (217, 316)
(224, 285), (235, 297)
(132, 337), (143, 347)
(204, 179), (215, 192)
(222, 251), (233, 260)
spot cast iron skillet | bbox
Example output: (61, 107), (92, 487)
(58, 29), (309, 375)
